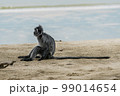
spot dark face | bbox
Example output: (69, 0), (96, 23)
(34, 25), (43, 37)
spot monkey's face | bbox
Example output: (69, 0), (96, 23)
(34, 25), (43, 37)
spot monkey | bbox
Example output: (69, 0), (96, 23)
(18, 25), (110, 61)
(18, 25), (55, 61)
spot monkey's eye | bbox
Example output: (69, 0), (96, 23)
(34, 28), (35, 30)
(35, 28), (39, 32)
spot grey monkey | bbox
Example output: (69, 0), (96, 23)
(18, 25), (55, 61)
(18, 25), (110, 61)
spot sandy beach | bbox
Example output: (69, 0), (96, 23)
(0, 5), (120, 13)
(0, 39), (120, 80)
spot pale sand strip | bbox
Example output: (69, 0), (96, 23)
(0, 5), (120, 13)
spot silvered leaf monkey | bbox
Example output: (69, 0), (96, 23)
(18, 25), (55, 61)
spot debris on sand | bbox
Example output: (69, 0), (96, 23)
(0, 61), (16, 69)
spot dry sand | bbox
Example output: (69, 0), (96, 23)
(0, 39), (120, 80)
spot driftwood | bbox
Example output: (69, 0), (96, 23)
(0, 61), (16, 69)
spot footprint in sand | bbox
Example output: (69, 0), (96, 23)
(67, 73), (80, 76)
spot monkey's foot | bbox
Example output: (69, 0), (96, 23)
(38, 59), (42, 61)
(20, 58), (32, 61)
(18, 56), (29, 58)
(35, 56), (40, 58)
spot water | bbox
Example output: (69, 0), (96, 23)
(0, 5), (120, 44)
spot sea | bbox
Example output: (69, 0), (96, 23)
(0, 0), (120, 44)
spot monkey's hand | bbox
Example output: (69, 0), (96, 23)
(20, 58), (32, 61)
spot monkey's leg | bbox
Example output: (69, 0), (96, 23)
(21, 46), (42, 61)
(38, 48), (51, 61)
(18, 47), (35, 59)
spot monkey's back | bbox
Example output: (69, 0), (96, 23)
(38, 33), (55, 55)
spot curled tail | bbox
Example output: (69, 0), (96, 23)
(53, 56), (110, 59)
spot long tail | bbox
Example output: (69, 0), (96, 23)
(53, 56), (110, 59)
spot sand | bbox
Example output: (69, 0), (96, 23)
(0, 39), (120, 80)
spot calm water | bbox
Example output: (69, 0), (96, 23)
(0, 6), (120, 44)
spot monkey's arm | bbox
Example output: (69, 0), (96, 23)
(38, 47), (50, 60)
(19, 46), (42, 61)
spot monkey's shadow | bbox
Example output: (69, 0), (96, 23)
(36, 56), (110, 60)
(53, 56), (110, 59)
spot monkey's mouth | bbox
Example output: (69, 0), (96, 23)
(34, 32), (42, 37)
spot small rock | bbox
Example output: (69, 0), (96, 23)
(0, 61), (16, 69)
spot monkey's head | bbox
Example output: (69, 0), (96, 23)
(34, 25), (43, 37)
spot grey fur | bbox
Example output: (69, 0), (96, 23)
(18, 25), (55, 61)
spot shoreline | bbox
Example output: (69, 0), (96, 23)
(1, 3), (120, 9)
(0, 4), (120, 13)
(0, 38), (119, 45)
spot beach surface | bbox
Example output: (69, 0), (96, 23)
(0, 39), (120, 80)
(0, 5), (120, 13)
